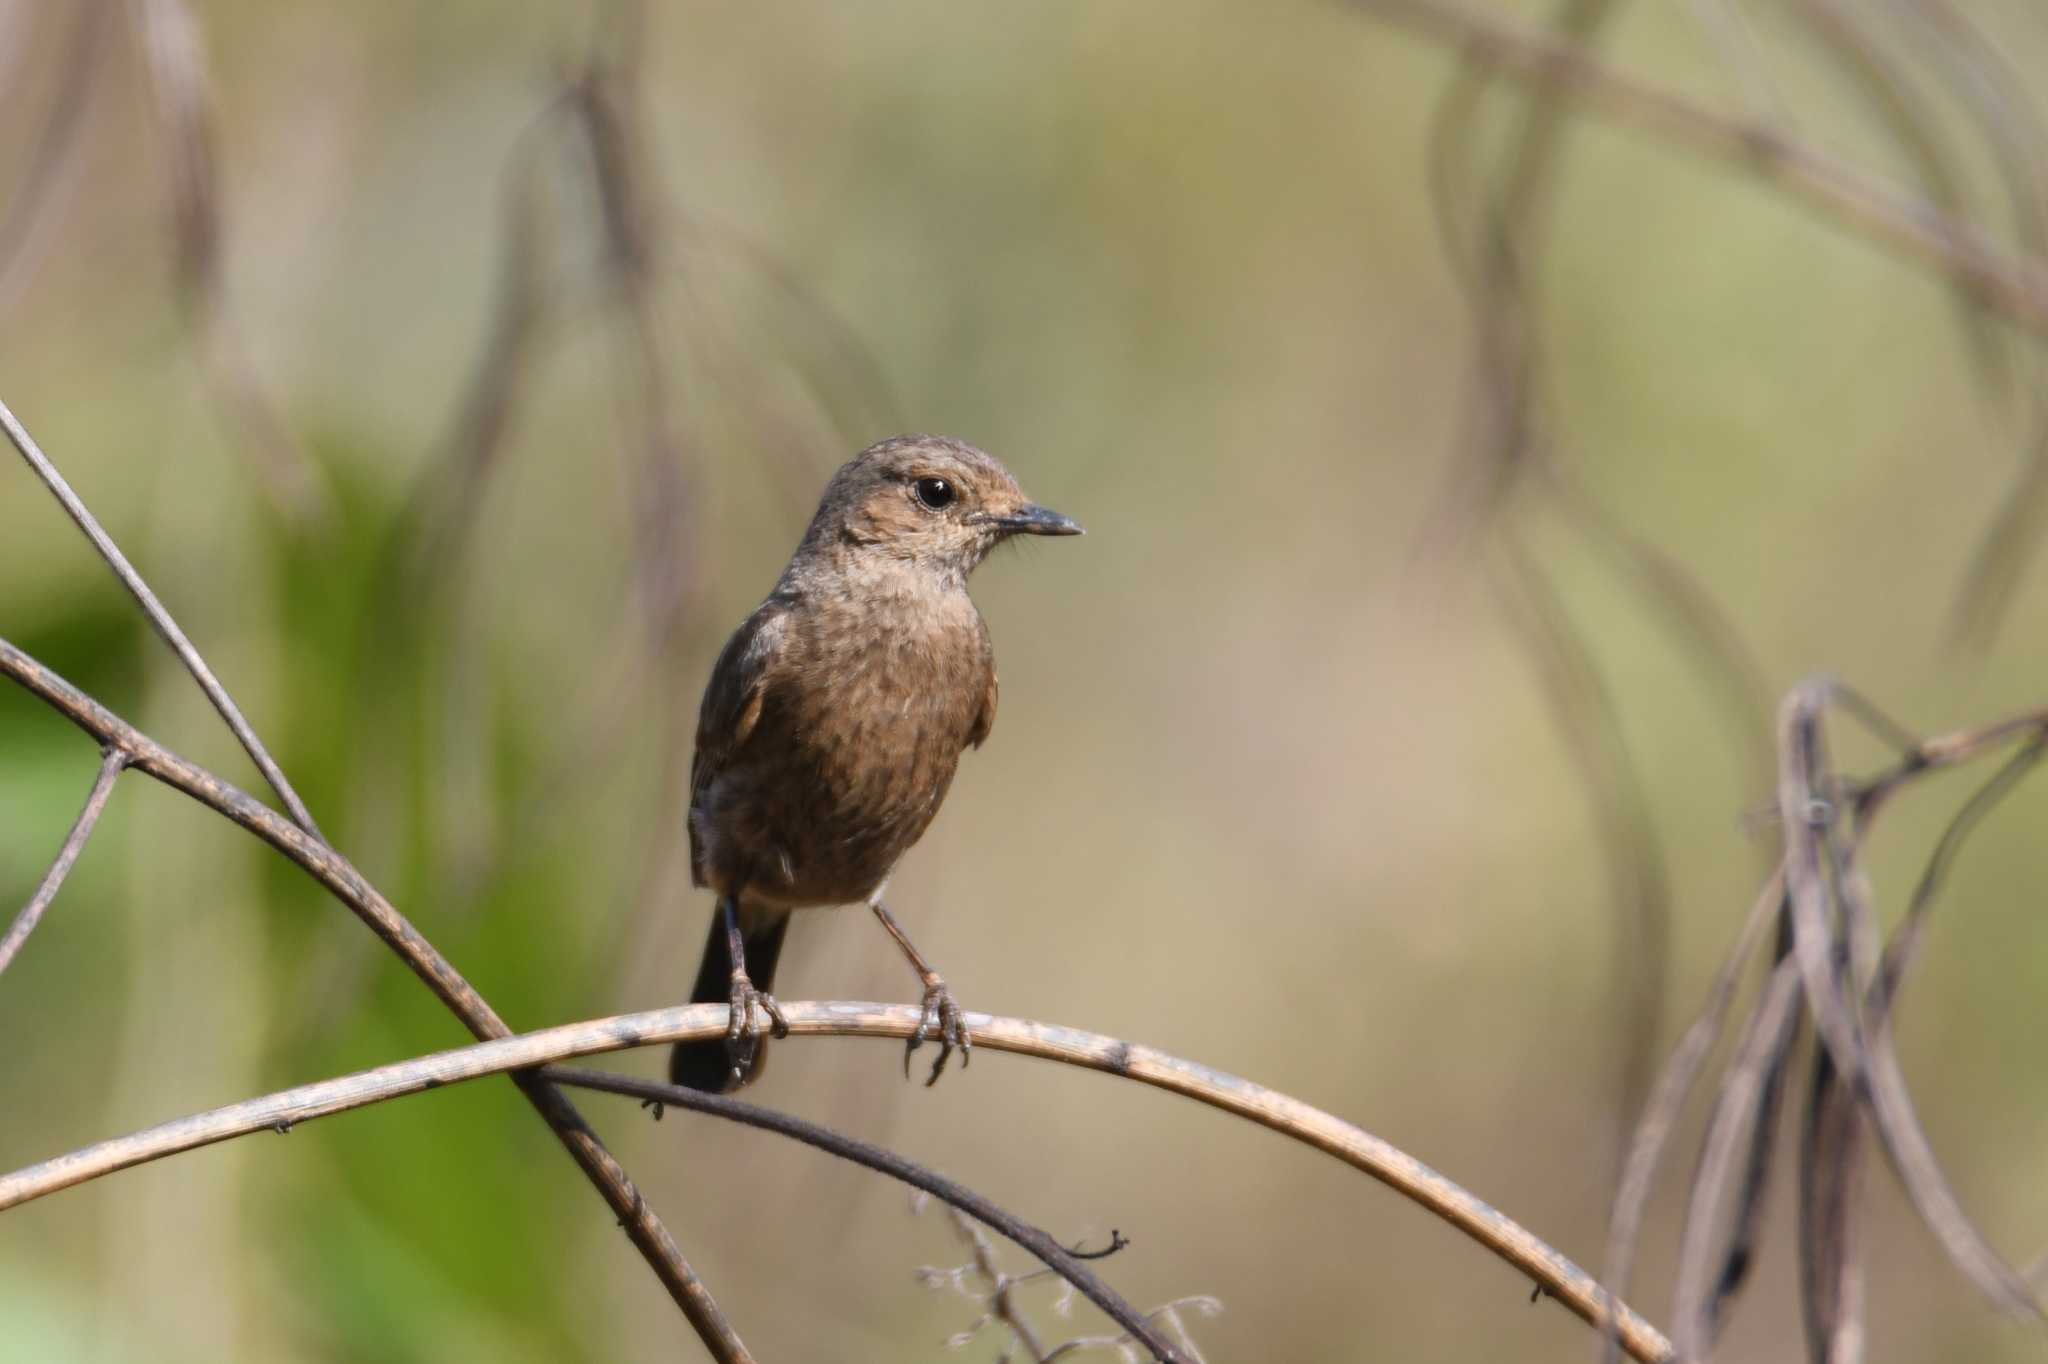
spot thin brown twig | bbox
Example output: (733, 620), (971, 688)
(0, 395), (324, 838)
(0, 745), (125, 976)
(1343, 0), (2048, 335)
(549, 1067), (1184, 1363)
(934, 1208), (1058, 1361)
(0, 636), (750, 1360)
(0, 995), (1677, 1364)
(1598, 865), (1783, 1364)
(923, 1210), (1212, 1362)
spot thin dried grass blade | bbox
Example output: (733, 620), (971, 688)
(1600, 866), (1784, 1364)
(1776, 687), (1870, 1079)
(1670, 954), (1802, 1359)
(1858, 1022), (2041, 1317)
(1706, 945), (1800, 1325)
(1798, 1051), (1867, 1364)
(1875, 734), (2046, 1008)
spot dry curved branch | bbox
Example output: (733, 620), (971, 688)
(0, 635), (749, 1360)
(1344, 0), (2048, 336)
(0, 998), (1675, 1363)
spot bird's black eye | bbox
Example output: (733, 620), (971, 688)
(913, 476), (955, 510)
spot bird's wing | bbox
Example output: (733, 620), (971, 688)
(967, 615), (998, 750)
(688, 600), (790, 881)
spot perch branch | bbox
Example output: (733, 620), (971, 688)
(1345, 0), (2048, 336)
(0, 635), (749, 1360)
(0, 746), (125, 976)
(0, 998), (1675, 1363)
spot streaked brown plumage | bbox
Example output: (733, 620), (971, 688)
(669, 434), (1081, 1092)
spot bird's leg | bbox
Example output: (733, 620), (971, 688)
(721, 894), (788, 1087)
(869, 896), (970, 1085)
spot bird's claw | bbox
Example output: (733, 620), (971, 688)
(725, 974), (788, 1087)
(904, 978), (971, 1087)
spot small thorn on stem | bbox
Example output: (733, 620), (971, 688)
(1070, 1229), (1130, 1261)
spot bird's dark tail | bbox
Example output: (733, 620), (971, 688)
(668, 908), (790, 1093)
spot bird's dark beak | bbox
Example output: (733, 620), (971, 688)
(981, 504), (1084, 537)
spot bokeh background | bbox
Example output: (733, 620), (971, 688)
(4, 2), (2048, 1360)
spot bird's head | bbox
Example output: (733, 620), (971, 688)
(800, 434), (1082, 585)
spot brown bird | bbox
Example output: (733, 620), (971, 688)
(669, 434), (1082, 1093)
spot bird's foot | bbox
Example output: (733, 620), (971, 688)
(904, 976), (971, 1087)
(725, 973), (790, 1087)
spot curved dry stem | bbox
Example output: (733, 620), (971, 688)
(1875, 733), (2047, 1008)
(0, 746), (125, 976)
(0, 636), (749, 1360)
(548, 1067), (1182, 1363)
(0, 999), (1675, 1363)
(1344, 0), (2048, 335)
(1598, 866), (1783, 1364)
(1778, 683), (2042, 1323)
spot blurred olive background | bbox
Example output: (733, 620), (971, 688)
(5, 2), (2048, 1360)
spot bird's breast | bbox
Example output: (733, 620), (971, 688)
(705, 590), (992, 907)
(783, 597), (987, 798)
